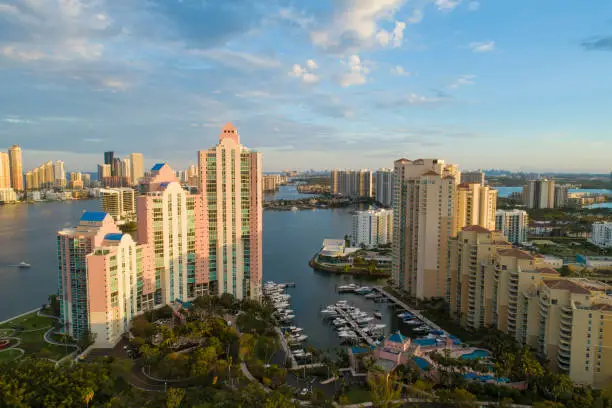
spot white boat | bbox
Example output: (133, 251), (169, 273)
(374, 312), (382, 319)
(289, 334), (308, 343)
(18, 262), (31, 269)
(290, 327), (304, 334)
(356, 317), (374, 324)
(365, 293), (377, 299)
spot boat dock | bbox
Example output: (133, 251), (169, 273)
(333, 307), (377, 347)
(374, 287), (441, 331)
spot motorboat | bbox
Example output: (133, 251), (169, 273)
(17, 262), (31, 269)
(412, 326), (429, 333)
(397, 311), (414, 319)
(374, 311), (382, 319)
(356, 317), (374, 324)
(337, 284), (360, 293)
(364, 293), (377, 299)
(355, 286), (372, 295)
(404, 319), (422, 326)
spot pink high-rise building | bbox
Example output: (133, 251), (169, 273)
(198, 123), (262, 300)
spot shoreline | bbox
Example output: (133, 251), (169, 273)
(308, 256), (391, 278)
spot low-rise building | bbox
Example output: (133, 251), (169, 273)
(0, 188), (17, 203)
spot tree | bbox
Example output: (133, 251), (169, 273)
(438, 388), (477, 408)
(77, 330), (96, 349)
(367, 372), (402, 408)
(191, 346), (217, 378)
(239, 333), (256, 362)
(82, 387), (94, 408)
(166, 387), (185, 408)
(48, 294), (60, 316)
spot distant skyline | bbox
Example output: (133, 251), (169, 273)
(0, 0), (611, 172)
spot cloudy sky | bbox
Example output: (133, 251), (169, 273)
(0, 0), (611, 173)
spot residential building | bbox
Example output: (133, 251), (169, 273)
(331, 169), (373, 198)
(375, 168), (393, 207)
(197, 123), (263, 300)
(121, 158), (131, 182)
(8, 145), (23, 191)
(98, 164), (111, 180)
(532, 278), (612, 388)
(524, 179), (555, 209)
(54, 160), (66, 188)
(0, 151), (10, 189)
(100, 188), (136, 222)
(392, 158), (460, 299)
(352, 209), (393, 248)
(455, 183), (497, 233)
(86, 232), (141, 347)
(104, 151), (114, 167)
(57, 212), (122, 341)
(495, 209), (529, 244)
(263, 174), (282, 192)
(82, 173), (91, 187)
(448, 226), (510, 329)
(0, 188), (17, 203)
(129, 153), (144, 185)
(576, 255), (612, 269)
(460, 171), (485, 185)
(590, 222), (612, 249)
(554, 184), (570, 208)
(137, 163), (209, 303)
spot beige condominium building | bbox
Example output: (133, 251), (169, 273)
(0, 151), (11, 189)
(8, 145), (23, 191)
(455, 183), (497, 233)
(331, 169), (373, 198)
(100, 188), (136, 223)
(392, 158), (460, 299)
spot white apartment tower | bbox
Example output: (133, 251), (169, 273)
(130, 153), (144, 185)
(352, 209), (393, 248)
(496, 209), (529, 244)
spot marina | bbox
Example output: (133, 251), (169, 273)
(321, 301), (386, 346)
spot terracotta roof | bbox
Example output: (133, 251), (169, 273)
(462, 225), (491, 233)
(591, 303), (612, 312)
(497, 248), (535, 260)
(423, 170), (440, 176)
(542, 279), (591, 295)
(536, 267), (560, 276)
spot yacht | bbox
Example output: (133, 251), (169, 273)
(355, 286), (372, 295)
(412, 325), (429, 333)
(374, 311), (382, 319)
(17, 262), (31, 269)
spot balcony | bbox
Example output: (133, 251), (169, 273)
(557, 354), (571, 372)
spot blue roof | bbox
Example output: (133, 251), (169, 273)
(80, 211), (108, 222)
(159, 182), (171, 188)
(388, 331), (407, 344)
(152, 163), (165, 171)
(412, 357), (431, 370)
(351, 346), (374, 354)
(104, 233), (123, 241)
(413, 338), (437, 347)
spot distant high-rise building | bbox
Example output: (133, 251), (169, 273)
(82, 173), (91, 187)
(43, 161), (54, 189)
(496, 209), (529, 244)
(392, 158), (460, 299)
(121, 158), (131, 181)
(331, 169), (373, 198)
(98, 164), (111, 180)
(54, 160), (66, 188)
(455, 183), (497, 233)
(524, 179), (555, 209)
(460, 171), (485, 185)
(104, 151), (114, 166)
(352, 209), (393, 247)
(554, 184), (570, 208)
(0, 151), (10, 189)
(129, 153), (144, 185)
(590, 222), (612, 248)
(69, 172), (84, 190)
(8, 145), (23, 191)
(100, 188), (136, 222)
(112, 158), (122, 178)
(375, 168), (393, 207)
(197, 123), (263, 299)
(263, 174), (282, 192)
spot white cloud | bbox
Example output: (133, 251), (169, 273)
(449, 74), (476, 88)
(101, 78), (128, 91)
(279, 7), (314, 28)
(289, 60), (320, 84)
(468, 1), (480, 11)
(0, 3), (18, 14)
(435, 0), (461, 11)
(310, 0), (408, 52)
(392, 21), (406, 47)
(1, 46), (45, 62)
(469, 41), (496, 53)
(340, 55), (370, 87)
(392, 65), (412, 76)
(190, 49), (281, 70)
(407, 9), (424, 24)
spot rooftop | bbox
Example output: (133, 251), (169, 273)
(151, 163), (165, 171)
(104, 233), (123, 241)
(535, 267), (560, 276)
(462, 225), (491, 233)
(80, 211), (108, 223)
(388, 331), (408, 344)
(497, 247), (535, 260)
(543, 279), (593, 295)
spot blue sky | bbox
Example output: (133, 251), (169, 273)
(0, 0), (611, 173)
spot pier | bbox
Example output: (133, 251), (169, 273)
(374, 287), (442, 331)
(333, 307), (377, 347)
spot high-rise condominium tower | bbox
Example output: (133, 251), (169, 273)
(198, 123), (262, 300)
(392, 159), (460, 299)
(331, 169), (373, 198)
(0, 151), (10, 189)
(54, 160), (66, 188)
(524, 179), (555, 209)
(455, 183), (497, 233)
(130, 153), (144, 185)
(375, 168), (393, 207)
(8, 145), (23, 191)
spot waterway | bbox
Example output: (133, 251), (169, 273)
(494, 186), (612, 198)
(0, 186), (403, 350)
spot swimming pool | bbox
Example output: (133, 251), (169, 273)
(460, 349), (490, 360)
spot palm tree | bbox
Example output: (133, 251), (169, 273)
(82, 388), (94, 408)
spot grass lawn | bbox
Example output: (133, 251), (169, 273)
(0, 312), (72, 361)
(343, 387), (372, 404)
(0, 349), (23, 363)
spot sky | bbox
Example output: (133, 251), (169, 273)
(0, 0), (611, 173)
